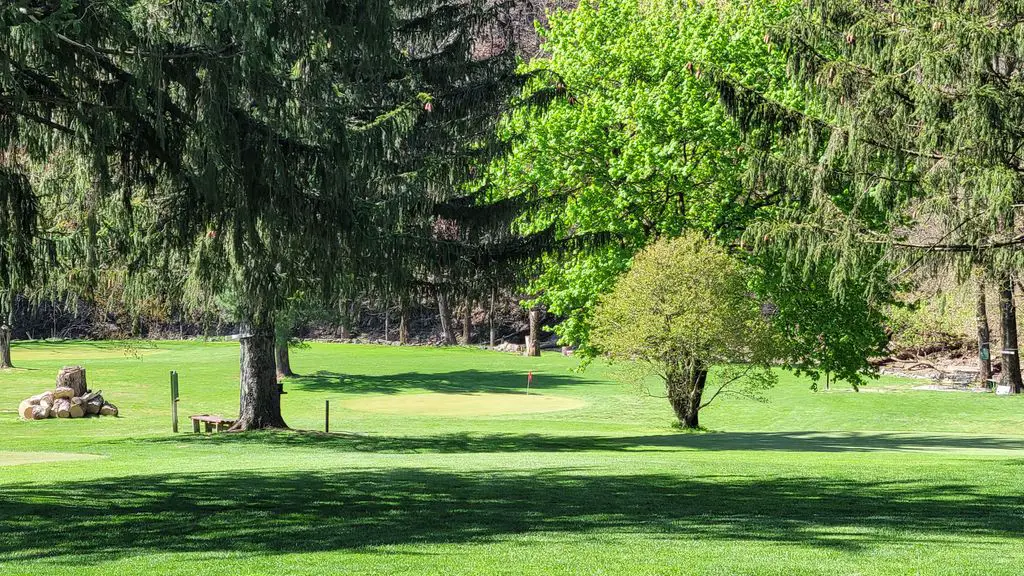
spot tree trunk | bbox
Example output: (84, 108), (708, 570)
(667, 363), (708, 429)
(399, 301), (409, 345)
(489, 287), (496, 347)
(999, 275), (1023, 393)
(462, 296), (472, 344)
(977, 279), (992, 384)
(0, 322), (11, 370)
(526, 307), (541, 357)
(437, 291), (455, 345)
(275, 339), (294, 379)
(232, 320), (288, 430)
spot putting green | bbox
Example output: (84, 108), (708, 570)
(0, 451), (104, 467)
(344, 392), (587, 417)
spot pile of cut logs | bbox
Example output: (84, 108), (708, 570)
(18, 366), (119, 421)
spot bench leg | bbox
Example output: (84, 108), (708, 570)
(193, 419), (200, 433)
(204, 421), (213, 433)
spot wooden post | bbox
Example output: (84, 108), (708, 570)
(325, 400), (330, 433)
(170, 371), (179, 433)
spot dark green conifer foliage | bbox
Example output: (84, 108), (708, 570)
(714, 0), (1024, 390)
(2, 0), (526, 424)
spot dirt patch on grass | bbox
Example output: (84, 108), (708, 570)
(0, 451), (104, 467)
(344, 392), (587, 417)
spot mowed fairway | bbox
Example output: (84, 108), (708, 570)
(2, 341), (1024, 575)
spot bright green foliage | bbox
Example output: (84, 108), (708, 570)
(490, 0), (793, 348)
(591, 234), (778, 426)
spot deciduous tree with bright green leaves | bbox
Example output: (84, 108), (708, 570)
(591, 233), (778, 429)
(490, 0), (796, 348)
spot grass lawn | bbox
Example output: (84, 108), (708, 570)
(1, 340), (1023, 575)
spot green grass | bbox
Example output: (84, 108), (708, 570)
(1, 340), (1023, 575)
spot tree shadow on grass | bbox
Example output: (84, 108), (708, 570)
(1, 467), (1021, 565)
(126, 429), (1024, 454)
(292, 369), (597, 395)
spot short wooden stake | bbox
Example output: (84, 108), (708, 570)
(170, 371), (180, 433)
(325, 400), (330, 433)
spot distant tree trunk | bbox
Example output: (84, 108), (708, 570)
(1, 302), (12, 369)
(462, 295), (472, 344)
(275, 340), (294, 379)
(977, 279), (992, 384)
(0, 321), (12, 370)
(437, 291), (455, 345)
(489, 287), (496, 347)
(526, 307), (541, 356)
(999, 276), (1023, 393)
(232, 318), (288, 430)
(384, 309), (390, 342)
(667, 361), (708, 429)
(399, 300), (409, 345)
(339, 298), (353, 339)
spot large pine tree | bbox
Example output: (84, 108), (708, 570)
(715, 0), (1024, 391)
(2, 0), (524, 426)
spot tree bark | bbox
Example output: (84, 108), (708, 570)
(275, 339), (294, 379)
(526, 307), (541, 356)
(998, 275), (1023, 393)
(437, 291), (455, 345)
(667, 362), (708, 429)
(977, 279), (992, 384)
(0, 322), (11, 370)
(462, 295), (472, 344)
(232, 320), (288, 430)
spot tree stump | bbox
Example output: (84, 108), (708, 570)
(57, 366), (88, 397)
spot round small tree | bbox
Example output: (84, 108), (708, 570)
(591, 233), (778, 429)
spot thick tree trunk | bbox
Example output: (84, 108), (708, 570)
(232, 321), (288, 430)
(0, 322), (12, 369)
(526, 307), (541, 356)
(437, 291), (455, 345)
(998, 276), (1023, 394)
(275, 339), (294, 379)
(462, 296), (472, 344)
(667, 363), (708, 429)
(977, 279), (992, 384)
(489, 288), (496, 347)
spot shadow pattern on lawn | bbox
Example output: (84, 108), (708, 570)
(1, 467), (1022, 564)
(128, 429), (1024, 454)
(292, 369), (597, 395)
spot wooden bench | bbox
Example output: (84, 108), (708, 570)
(190, 414), (235, 433)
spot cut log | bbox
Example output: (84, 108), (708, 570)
(99, 403), (118, 417)
(68, 404), (85, 418)
(56, 366), (88, 396)
(81, 390), (102, 403)
(19, 400), (35, 420)
(85, 399), (103, 415)
(53, 398), (71, 418)
(53, 387), (75, 399)
(70, 396), (85, 407)
(32, 404), (50, 419)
